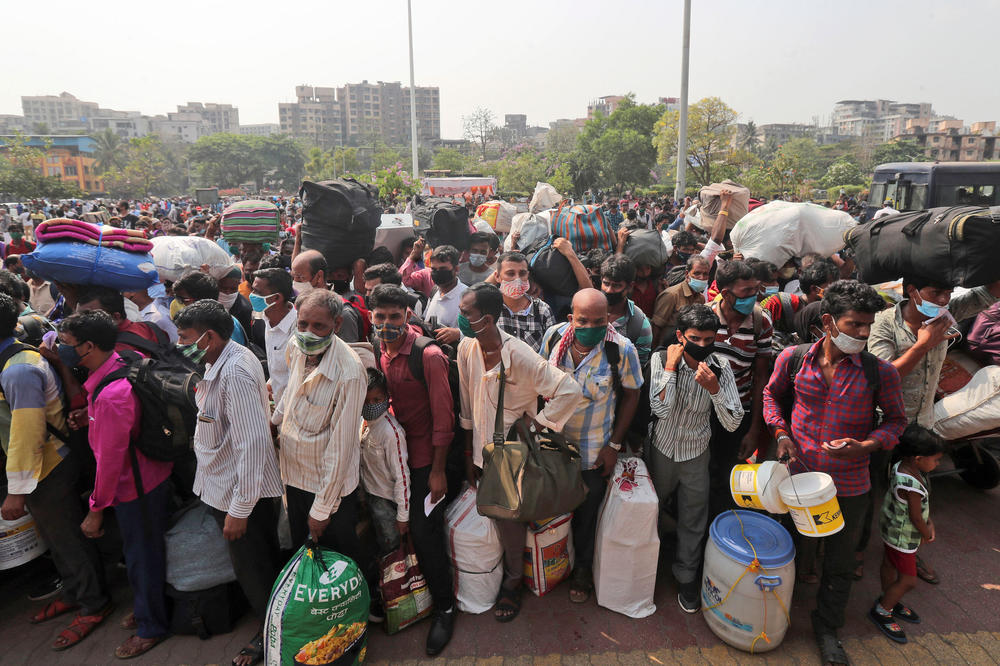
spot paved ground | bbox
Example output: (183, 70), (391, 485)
(1, 459), (998, 665)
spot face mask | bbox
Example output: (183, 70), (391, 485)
(574, 325), (607, 347)
(430, 268), (454, 286)
(468, 253), (488, 268)
(10, 232), (23, 241)
(457, 313), (486, 338)
(732, 294), (757, 315)
(217, 291), (238, 309)
(331, 279), (350, 294)
(604, 290), (625, 306)
(293, 281), (313, 296)
(589, 275), (602, 290)
(688, 277), (708, 293)
(294, 329), (333, 356)
(683, 339), (715, 362)
(177, 332), (208, 364)
(362, 399), (390, 421)
(170, 298), (184, 318)
(58, 343), (82, 369)
(500, 278), (530, 299)
(374, 322), (406, 343)
(913, 291), (948, 319)
(675, 251), (692, 262)
(830, 321), (867, 355)
(249, 292), (278, 313)
(762, 285), (779, 297)
(779, 266), (797, 280)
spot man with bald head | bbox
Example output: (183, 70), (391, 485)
(290, 249), (361, 342)
(540, 288), (643, 605)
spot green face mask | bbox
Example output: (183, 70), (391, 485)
(10, 232), (22, 241)
(177, 332), (208, 364)
(574, 325), (607, 347)
(294, 329), (333, 356)
(457, 313), (486, 339)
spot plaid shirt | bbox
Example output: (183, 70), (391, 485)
(762, 339), (906, 497)
(497, 298), (555, 352)
(604, 209), (624, 232)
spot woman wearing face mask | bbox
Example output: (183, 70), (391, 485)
(217, 266), (257, 346)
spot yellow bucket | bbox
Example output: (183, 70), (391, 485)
(729, 461), (790, 514)
(777, 472), (844, 537)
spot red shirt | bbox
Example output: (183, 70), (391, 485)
(4, 239), (35, 257)
(379, 326), (454, 469)
(115, 319), (161, 354)
(630, 279), (659, 318)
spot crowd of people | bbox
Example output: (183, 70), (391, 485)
(0, 184), (989, 666)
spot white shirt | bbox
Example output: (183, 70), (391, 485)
(264, 307), (297, 405)
(360, 411), (410, 522)
(661, 233), (726, 265)
(139, 301), (178, 343)
(424, 281), (468, 329)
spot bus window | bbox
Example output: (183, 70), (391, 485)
(907, 184), (928, 211)
(869, 183), (886, 207)
(936, 185), (997, 206)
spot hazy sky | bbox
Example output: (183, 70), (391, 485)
(3, 0), (997, 139)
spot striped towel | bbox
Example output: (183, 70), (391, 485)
(36, 218), (154, 253)
(221, 200), (280, 244)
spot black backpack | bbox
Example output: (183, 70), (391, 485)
(411, 195), (471, 251)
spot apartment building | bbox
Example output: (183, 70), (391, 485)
(832, 99), (933, 139)
(177, 102), (239, 134)
(239, 123), (281, 136)
(21, 92), (99, 132)
(279, 86), (343, 148)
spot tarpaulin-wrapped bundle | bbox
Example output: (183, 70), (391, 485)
(694, 180), (751, 232)
(300, 179), (383, 268)
(731, 201), (855, 267)
(151, 235), (238, 282)
(221, 199), (281, 245)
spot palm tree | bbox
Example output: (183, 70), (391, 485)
(92, 128), (126, 173)
(739, 121), (761, 153)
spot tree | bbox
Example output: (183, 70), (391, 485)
(92, 129), (126, 173)
(257, 134), (305, 191)
(546, 125), (579, 155)
(870, 139), (929, 167)
(100, 135), (170, 197)
(432, 147), (469, 173)
(738, 121), (761, 153)
(372, 145), (403, 172)
(574, 94), (662, 193)
(820, 158), (866, 188)
(653, 96), (737, 187)
(188, 133), (262, 189)
(334, 147), (360, 174)
(463, 107), (496, 161)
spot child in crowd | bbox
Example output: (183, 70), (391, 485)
(870, 423), (944, 644)
(360, 368), (410, 555)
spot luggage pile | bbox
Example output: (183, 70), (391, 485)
(220, 199), (281, 245)
(151, 235), (238, 282)
(300, 179), (383, 268)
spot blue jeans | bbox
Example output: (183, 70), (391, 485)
(115, 479), (170, 638)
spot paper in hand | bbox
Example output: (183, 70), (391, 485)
(424, 492), (444, 517)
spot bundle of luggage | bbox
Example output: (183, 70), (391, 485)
(220, 199), (281, 245)
(300, 179), (383, 268)
(411, 194), (471, 250)
(731, 201), (855, 267)
(151, 235), (238, 282)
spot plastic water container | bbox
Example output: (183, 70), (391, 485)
(0, 513), (48, 570)
(778, 472), (844, 537)
(702, 510), (795, 653)
(730, 461), (790, 514)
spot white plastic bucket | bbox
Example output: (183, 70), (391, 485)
(730, 462), (790, 514)
(777, 472), (844, 537)
(702, 510), (795, 653)
(0, 512), (48, 570)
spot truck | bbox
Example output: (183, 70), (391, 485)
(195, 188), (219, 205)
(868, 162), (1000, 216)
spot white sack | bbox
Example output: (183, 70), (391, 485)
(593, 457), (659, 618)
(694, 180), (751, 232)
(528, 182), (562, 214)
(444, 486), (503, 614)
(730, 201), (856, 267)
(933, 366), (1000, 440)
(504, 210), (552, 251)
(151, 235), (237, 283)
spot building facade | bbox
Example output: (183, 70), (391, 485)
(21, 92), (99, 132)
(176, 102), (239, 134)
(279, 86), (343, 148)
(0, 135), (105, 193)
(239, 123), (282, 136)
(832, 99), (933, 140)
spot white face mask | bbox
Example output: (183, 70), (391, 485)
(830, 321), (866, 355)
(293, 281), (313, 296)
(217, 291), (238, 309)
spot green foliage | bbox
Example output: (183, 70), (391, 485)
(574, 94), (662, 193)
(653, 96), (737, 187)
(0, 132), (85, 199)
(92, 129), (126, 173)
(100, 135), (170, 198)
(431, 147), (470, 173)
(819, 158), (866, 188)
(189, 133), (305, 191)
(870, 139), (930, 167)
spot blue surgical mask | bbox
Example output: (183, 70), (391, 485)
(249, 292), (278, 313)
(733, 295), (757, 315)
(688, 278), (708, 293)
(914, 292), (948, 319)
(762, 285), (779, 297)
(468, 253), (488, 268)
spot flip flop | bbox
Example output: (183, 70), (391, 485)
(568, 568), (593, 604)
(233, 633), (265, 666)
(114, 634), (165, 659)
(494, 585), (522, 623)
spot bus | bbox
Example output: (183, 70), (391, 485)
(869, 162), (1000, 216)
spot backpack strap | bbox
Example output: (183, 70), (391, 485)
(778, 293), (796, 332)
(624, 302), (645, 344)
(751, 304), (764, 347)
(116, 330), (162, 356)
(406, 336), (435, 389)
(604, 340), (623, 399)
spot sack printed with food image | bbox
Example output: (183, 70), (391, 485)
(266, 541), (371, 665)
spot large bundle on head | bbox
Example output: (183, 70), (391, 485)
(694, 180), (751, 232)
(299, 179), (382, 269)
(411, 194), (471, 250)
(475, 200), (516, 233)
(845, 206), (1000, 287)
(221, 199), (281, 245)
(503, 182), (562, 252)
(550, 202), (615, 253)
(151, 235), (238, 282)
(730, 201), (855, 266)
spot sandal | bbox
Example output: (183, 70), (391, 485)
(868, 606), (907, 644)
(233, 633), (265, 666)
(568, 568), (593, 604)
(120, 612), (137, 631)
(815, 630), (850, 665)
(29, 599), (79, 624)
(114, 634), (165, 659)
(52, 603), (115, 651)
(494, 585), (522, 623)
(916, 555), (940, 585)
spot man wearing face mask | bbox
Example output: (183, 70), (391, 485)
(651, 255), (712, 347)
(290, 249), (328, 297)
(763, 280), (906, 666)
(172, 272), (250, 348)
(251, 268), (296, 406)
(600, 255), (653, 365)
(422, 245), (466, 344)
(325, 262), (366, 344)
(650, 304), (743, 613)
(748, 259), (780, 302)
(77, 287), (170, 355)
(175, 300), (283, 666)
(494, 251), (555, 352)
(218, 266), (257, 346)
(540, 289), (642, 605)
(457, 232), (500, 286)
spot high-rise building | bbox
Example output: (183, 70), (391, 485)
(177, 102), (239, 134)
(239, 123), (281, 137)
(150, 112), (208, 143)
(279, 86), (343, 148)
(21, 92), (100, 132)
(832, 99), (932, 140)
(404, 85), (440, 144)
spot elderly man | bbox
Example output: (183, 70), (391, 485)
(291, 249), (362, 343)
(540, 288), (642, 605)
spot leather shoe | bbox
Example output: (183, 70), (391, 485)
(425, 606), (455, 656)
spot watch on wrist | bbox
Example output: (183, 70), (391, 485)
(608, 441), (622, 452)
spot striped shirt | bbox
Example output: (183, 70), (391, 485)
(193, 340), (283, 518)
(710, 302), (773, 407)
(497, 298), (556, 352)
(880, 462), (929, 553)
(273, 336), (366, 521)
(649, 350), (744, 462)
(540, 323), (643, 468)
(361, 411), (410, 522)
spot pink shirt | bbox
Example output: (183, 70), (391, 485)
(83, 352), (172, 511)
(400, 257), (434, 299)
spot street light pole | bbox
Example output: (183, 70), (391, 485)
(674, 0), (691, 201)
(407, 0), (420, 180)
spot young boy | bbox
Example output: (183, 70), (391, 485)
(360, 368), (410, 555)
(648, 304), (744, 613)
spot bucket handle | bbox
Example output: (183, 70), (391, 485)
(754, 575), (782, 592)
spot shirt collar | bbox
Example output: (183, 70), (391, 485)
(203, 339), (239, 381)
(83, 352), (124, 394)
(504, 299), (534, 316)
(305, 336), (348, 381)
(268, 307), (297, 333)
(680, 280), (694, 298)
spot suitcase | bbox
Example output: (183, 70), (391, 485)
(550, 203), (615, 253)
(845, 205), (1000, 287)
(412, 195), (471, 250)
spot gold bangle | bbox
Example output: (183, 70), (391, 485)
(719, 210), (730, 217)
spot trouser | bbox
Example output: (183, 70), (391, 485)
(813, 492), (870, 633)
(648, 447), (710, 585)
(571, 469), (608, 572)
(366, 493), (401, 557)
(24, 453), (110, 614)
(408, 465), (454, 610)
(115, 479), (170, 638)
(496, 518), (527, 588)
(208, 498), (279, 621)
(708, 414), (752, 519)
(856, 450), (890, 554)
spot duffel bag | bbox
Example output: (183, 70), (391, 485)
(412, 195), (471, 250)
(621, 229), (668, 268)
(220, 199), (280, 244)
(845, 205), (1000, 287)
(525, 237), (578, 297)
(167, 582), (246, 639)
(21, 242), (157, 291)
(550, 202), (615, 253)
(300, 179), (382, 269)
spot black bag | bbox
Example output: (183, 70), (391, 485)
(622, 229), (669, 268)
(411, 195), (470, 250)
(167, 582), (246, 639)
(299, 179), (382, 268)
(845, 205), (1000, 287)
(525, 237), (578, 297)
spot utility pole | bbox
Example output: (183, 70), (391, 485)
(674, 0), (691, 201)
(407, 0), (420, 180)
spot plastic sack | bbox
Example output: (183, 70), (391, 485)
(694, 180), (751, 232)
(504, 211), (551, 252)
(379, 538), (432, 634)
(445, 485), (503, 614)
(523, 514), (574, 597)
(730, 201), (856, 267)
(476, 200), (516, 233)
(933, 366), (1000, 440)
(21, 241), (157, 291)
(529, 182), (562, 214)
(165, 502), (237, 592)
(151, 235), (238, 282)
(265, 542), (370, 666)
(594, 457), (658, 618)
